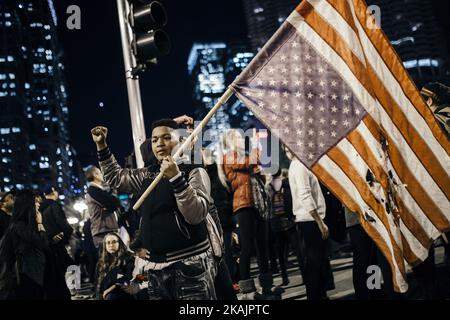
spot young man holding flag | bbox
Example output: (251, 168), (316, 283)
(91, 118), (217, 300)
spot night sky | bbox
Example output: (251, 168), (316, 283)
(54, 0), (248, 167)
(53, 0), (450, 168)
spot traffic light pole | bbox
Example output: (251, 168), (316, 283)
(116, 0), (146, 168)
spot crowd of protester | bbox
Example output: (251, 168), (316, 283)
(0, 82), (449, 300)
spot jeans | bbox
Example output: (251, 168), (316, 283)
(147, 251), (217, 300)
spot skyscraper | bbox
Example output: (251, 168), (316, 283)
(366, 0), (450, 87)
(187, 42), (255, 146)
(0, 0), (81, 199)
(242, 0), (298, 52)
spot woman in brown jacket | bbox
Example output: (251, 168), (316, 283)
(221, 129), (278, 300)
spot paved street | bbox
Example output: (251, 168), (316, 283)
(242, 245), (449, 300)
(71, 246), (449, 300)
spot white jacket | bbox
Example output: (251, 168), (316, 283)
(288, 159), (326, 222)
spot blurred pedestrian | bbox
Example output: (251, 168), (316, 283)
(0, 190), (15, 240)
(266, 168), (303, 286)
(222, 129), (278, 300)
(285, 147), (331, 300)
(85, 166), (121, 249)
(40, 185), (73, 300)
(0, 190), (48, 300)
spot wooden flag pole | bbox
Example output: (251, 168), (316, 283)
(132, 87), (235, 211)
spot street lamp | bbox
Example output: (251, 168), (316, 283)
(73, 199), (88, 221)
(73, 200), (88, 213)
(67, 217), (80, 225)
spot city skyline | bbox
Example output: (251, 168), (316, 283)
(54, 0), (449, 168)
(1, 0), (449, 194)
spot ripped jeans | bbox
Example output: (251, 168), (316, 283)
(147, 251), (217, 300)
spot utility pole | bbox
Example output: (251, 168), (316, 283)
(116, 0), (170, 168)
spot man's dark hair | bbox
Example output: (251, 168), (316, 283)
(151, 119), (179, 132)
(85, 165), (98, 182)
(0, 189), (16, 204)
(43, 184), (58, 196)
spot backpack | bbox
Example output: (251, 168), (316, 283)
(205, 204), (224, 261)
(250, 174), (270, 220)
(269, 179), (293, 218)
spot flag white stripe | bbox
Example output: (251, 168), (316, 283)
(337, 137), (428, 260)
(318, 155), (408, 292)
(357, 122), (442, 240)
(345, 0), (450, 172)
(306, 0), (367, 65)
(286, 11), (450, 218)
(398, 220), (429, 261)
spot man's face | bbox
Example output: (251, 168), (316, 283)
(2, 194), (15, 211)
(151, 126), (179, 162)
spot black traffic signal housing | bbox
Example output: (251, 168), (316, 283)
(128, 1), (171, 73)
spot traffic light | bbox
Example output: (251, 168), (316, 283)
(128, 0), (171, 72)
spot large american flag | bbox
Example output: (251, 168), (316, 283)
(231, 0), (450, 292)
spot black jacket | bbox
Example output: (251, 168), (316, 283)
(40, 199), (73, 245)
(98, 254), (135, 294)
(206, 164), (235, 230)
(0, 209), (11, 240)
(10, 222), (48, 286)
(137, 164), (208, 261)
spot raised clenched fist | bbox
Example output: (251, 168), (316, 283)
(91, 126), (108, 144)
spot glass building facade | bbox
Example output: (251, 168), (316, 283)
(187, 42), (255, 146)
(367, 0), (450, 87)
(242, 0), (298, 52)
(0, 0), (82, 199)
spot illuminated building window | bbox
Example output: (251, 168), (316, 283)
(39, 162), (49, 169)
